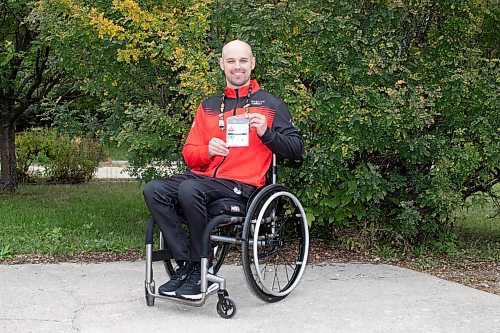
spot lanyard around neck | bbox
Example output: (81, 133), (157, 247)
(219, 84), (252, 131)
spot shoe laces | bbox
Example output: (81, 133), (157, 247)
(185, 267), (201, 285)
(171, 264), (191, 281)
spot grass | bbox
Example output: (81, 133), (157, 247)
(102, 142), (129, 161)
(454, 190), (500, 241)
(0, 181), (148, 258)
(0, 181), (498, 264)
(387, 188), (499, 275)
(448, 191), (500, 263)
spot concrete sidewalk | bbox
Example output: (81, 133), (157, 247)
(95, 166), (132, 179)
(27, 162), (134, 180)
(0, 262), (498, 333)
(95, 161), (133, 179)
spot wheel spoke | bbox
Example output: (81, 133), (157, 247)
(272, 264), (281, 291)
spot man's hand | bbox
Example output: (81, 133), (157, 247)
(248, 113), (268, 137)
(208, 137), (229, 158)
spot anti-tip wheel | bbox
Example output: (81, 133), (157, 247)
(216, 297), (237, 319)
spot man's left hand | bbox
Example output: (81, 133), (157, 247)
(247, 113), (268, 137)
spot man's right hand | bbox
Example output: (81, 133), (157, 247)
(208, 137), (229, 158)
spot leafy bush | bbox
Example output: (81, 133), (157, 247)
(16, 128), (103, 183)
(215, 0), (499, 250)
(108, 103), (189, 180)
(35, 0), (499, 250)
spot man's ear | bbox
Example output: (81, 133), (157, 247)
(251, 57), (256, 70)
(219, 57), (225, 71)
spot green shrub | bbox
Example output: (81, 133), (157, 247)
(15, 128), (103, 183)
(16, 130), (48, 182)
(104, 0), (498, 249)
(36, 0), (499, 250)
(109, 103), (188, 180)
(214, 0), (499, 250)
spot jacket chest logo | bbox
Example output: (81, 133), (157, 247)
(250, 100), (265, 106)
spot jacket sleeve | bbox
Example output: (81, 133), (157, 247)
(182, 104), (211, 168)
(259, 100), (304, 160)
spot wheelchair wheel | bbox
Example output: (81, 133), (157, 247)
(241, 184), (309, 302)
(160, 230), (228, 277)
(216, 297), (237, 319)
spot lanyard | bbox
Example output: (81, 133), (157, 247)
(219, 84), (252, 131)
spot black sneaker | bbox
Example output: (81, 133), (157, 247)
(158, 262), (191, 296)
(175, 265), (218, 300)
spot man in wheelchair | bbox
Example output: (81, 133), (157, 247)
(143, 40), (304, 300)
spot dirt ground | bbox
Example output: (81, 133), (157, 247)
(304, 241), (499, 296)
(1, 240), (498, 295)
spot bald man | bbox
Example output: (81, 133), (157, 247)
(143, 40), (303, 300)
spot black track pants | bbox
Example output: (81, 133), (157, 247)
(143, 172), (255, 262)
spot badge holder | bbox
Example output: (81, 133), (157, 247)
(226, 116), (249, 147)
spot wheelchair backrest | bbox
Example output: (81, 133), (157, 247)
(265, 154), (277, 185)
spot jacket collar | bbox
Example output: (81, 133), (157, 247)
(224, 79), (260, 99)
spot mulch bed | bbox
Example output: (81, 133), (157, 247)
(1, 240), (498, 295)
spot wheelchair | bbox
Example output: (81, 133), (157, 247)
(144, 155), (309, 318)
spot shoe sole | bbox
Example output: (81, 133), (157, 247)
(158, 290), (177, 297)
(176, 293), (202, 300)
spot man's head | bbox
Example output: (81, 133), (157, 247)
(220, 40), (255, 89)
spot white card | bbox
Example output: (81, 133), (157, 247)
(226, 116), (249, 147)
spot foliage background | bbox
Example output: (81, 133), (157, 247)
(16, 128), (102, 183)
(28, 0), (499, 250)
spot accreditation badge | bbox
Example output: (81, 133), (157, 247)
(226, 116), (249, 147)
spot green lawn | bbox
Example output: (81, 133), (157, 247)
(454, 191), (500, 240)
(450, 189), (500, 262)
(0, 181), (148, 257)
(103, 142), (129, 161)
(0, 181), (498, 262)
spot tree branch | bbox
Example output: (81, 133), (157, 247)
(24, 47), (49, 102)
(60, 91), (87, 101)
(3, 0), (24, 26)
(0, 11), (9, 31)
(38, 72), (62, 100)
(5, 22), (34, 96)
(14, 73), (38, 98)
(462, 169), (500, 199)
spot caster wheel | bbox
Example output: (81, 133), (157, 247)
(216, 297), (237, 319)
(145, 282), (155, 306)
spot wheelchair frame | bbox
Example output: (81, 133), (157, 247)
(144, 155), (309, 318)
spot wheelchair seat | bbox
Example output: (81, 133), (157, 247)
(207, 198), (246, 217)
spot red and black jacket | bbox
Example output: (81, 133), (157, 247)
(182, 80), (303, 187)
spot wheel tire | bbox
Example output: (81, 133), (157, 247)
(216, 297), (237, 319)
(241, 184), (309, 302)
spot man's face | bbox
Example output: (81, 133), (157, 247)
(220, 41), (255, 89)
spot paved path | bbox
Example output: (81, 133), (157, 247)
(95, 166), (132, 179)
(27, 162), (134, 180)
(0, 262), (498, 332)
(95, 161), (133, 179)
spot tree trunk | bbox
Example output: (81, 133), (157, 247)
(0, 120), (18, 192)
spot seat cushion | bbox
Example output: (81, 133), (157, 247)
(207, 198), (246, 217)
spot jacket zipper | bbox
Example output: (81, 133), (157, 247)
(213, 89), (239, 178)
